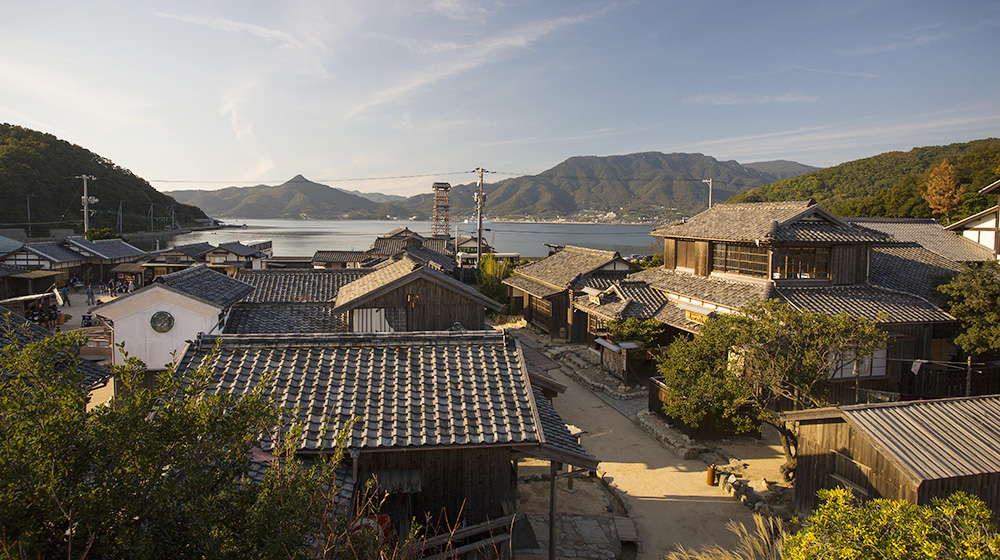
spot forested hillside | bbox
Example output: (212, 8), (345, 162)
(0, 124), (207, 235)
(402, 153), (818, 221)
(729, 139), (1000, 222)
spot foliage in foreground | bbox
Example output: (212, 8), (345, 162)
(665, 488), (999, 560)
(0, 323), (403, 560)
(937, 260), (1000, 359)
(476, 253), (515, 305)
(784, 487), (1000, 559)
(656, 300), (886, 476)
(605, 317), (667, 348)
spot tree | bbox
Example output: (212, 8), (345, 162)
(923, 159), (962, 223)
(783, 487), (1000, 559)
(84, 227), (123, 241)
(476, 253), (514, 306)
(0, 322), (402, 559)
(656, 300), (887, 479)
(605, 317), (667, 348)
(937, 261), (1000, 358)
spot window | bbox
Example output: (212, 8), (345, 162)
(774, 247), (830, 279)
(830, 347), (887, 380)
(712, 243), (768, 278)
(588, 313), (606, 335)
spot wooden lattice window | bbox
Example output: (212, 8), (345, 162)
(588, 313), (606, 335)
(712, 243), (768, 278)
(774, 247), (830, 279)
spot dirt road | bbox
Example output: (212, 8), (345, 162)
(547, 365), (754, 559)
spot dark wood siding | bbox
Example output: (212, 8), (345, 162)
(663, 238), (676, 270)
(358, 447), (515, 533)
(354, 278), (488, 330)
(830, 245), (868, 285)
(694, 241), (711, 276)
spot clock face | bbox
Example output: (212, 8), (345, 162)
(150, 310), (174, 333)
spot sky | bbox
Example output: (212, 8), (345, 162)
(3, 1), (999, 197)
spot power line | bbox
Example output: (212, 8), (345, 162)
(148, 170), (478, 184)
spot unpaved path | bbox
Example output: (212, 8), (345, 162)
(546, 363), (755, 559)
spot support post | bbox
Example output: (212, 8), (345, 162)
(549, 461), (557, 560)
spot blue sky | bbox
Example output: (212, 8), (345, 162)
(3, 1), (999, 196)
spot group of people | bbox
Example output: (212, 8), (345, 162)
(85, 279), (135, 305)
(25, 300), (61, 330)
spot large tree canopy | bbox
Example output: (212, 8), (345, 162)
(657, 300), (886, 478)
(0, 323), (394, 559)
(937, 261), (1000, 359)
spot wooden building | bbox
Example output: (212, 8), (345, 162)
(174, 330), (597, 556)
(503, 246), (633, 340)
(786, 396), (1000, 516)
(331, 254), (500, 331)
(945, 177), (1000, 258)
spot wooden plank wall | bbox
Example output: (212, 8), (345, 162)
(359, 447), (515, 533)
(359, 278), (488, 330)
(830, 245), (867, 285)
(694, 241), (710, 276)
(796, 419), (918, 513)
(663, 238), (676, 270)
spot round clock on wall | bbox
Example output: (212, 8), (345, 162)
(150, 310), (174, 333)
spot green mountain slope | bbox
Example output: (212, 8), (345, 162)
(0, 124), (207, 235)
(170, 176), (413, 219)
(730, 139), (1000, 222)
(401, 152), (817, 220)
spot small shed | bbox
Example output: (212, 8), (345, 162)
(786, 396), (1000, 515)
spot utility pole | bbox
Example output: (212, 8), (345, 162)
(702, 178), (713, 210)
(117, 201), (123, 233)
(76, 175), (97, 232)
(475, 167), (486, 269)
(26, 194), (32, 238)
(148, 204), (154, 232)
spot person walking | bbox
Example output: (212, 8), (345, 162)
(60, 286), (71, 307)
(86, 284), (95, 306)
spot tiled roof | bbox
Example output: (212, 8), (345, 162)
(0, 306), (112, 390)
(0, 264), (29, 277)
(421, 237), (451, 255)
(175, 331), (541, 452)
(945, 205), (997, 231)
(849, 218), (994, 262)
(64, 236), (147, 260)
(573, 270), (631, 291)
(0, 235), (22, 257)
(156, 264), (255, 308)
(839, 396), (1000, 481)
(629, 267), (774, 310)
(384, 226), (424, 239)
(402, 245), (455, 273)
(171, 242), (216, 258)
(572, 282), (701, 332)
(333, 255), (500, 313)
(870, 245), (963, 301)
(312, 250), (367, 263)
(532, 388), (599, 470)
(223, 303), (347, 334)
(367, 237), (422, 257)
(652, 201), (883, 244)
(511, 246), (623, 290)
(236, 269), (372, 303)
(22, 242), (86, 263)
(503, 274), (563, 298)
(217, 241), (261, 257)
(775, 285), (955, 325)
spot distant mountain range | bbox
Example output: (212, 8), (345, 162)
(169, 153), (820, 221)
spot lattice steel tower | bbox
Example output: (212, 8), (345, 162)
(431, 182), (452, 237)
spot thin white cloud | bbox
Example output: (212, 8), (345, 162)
(218, 82), (275, 178)
(682, 91), (819, 105)
(151, 12), (318, 50)
(730, 66), (878, 80)
(349, 7), (612, 117)
(842, 33), (948, 55)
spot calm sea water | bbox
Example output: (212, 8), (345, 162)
(162, 219), (661, 258)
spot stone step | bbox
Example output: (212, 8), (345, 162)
(614, 516), (640, 543)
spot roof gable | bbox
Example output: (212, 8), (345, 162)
(236, 269), (372, 303)
(154, 264), (255, 308)
(512, 246), (623, 289)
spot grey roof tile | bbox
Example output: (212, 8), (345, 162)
(849, 218), (994, 262)
(223, 303), (347, 334)
(532, 388), (598, 470)
(0, 264), (29, 277)
(504, 274), (563, 298)
(776, 285), (954, 324)
(171, 242), (216, 257)
(175, 331), (540, 452)
(217, 241), (261, 257)
(512, 246), (623, 289)
(237, 269), (372, 303)
(629, 266), (775, 310)
(156, 264), (255, 308)
(652, 201), (884, 244)
(64, 236), (147, 260)
(22, 242), (86, 263)
(870, 245), (962, 301)
(312, 250), (368, 263)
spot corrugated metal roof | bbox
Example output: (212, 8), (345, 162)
(841, 396), (1000, 482)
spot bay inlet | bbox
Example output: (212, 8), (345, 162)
(164, 219), (662, 258)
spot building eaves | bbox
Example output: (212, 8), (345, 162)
(172, 242), (217, 258)
(531, 388), (599, 471)
(236, 269), (372, 303)
(312, 250), (367, 263)
(23, 242), (86, 263)
(775, 284), (955, 325)
(945, 205), (998, 231)
(503, 274), (564, 299)
(513, 246), (622, 289)
(65, 236), (147, 260)
(850, 218), (994, 262)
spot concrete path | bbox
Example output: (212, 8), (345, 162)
(545, 362), (754, 559)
